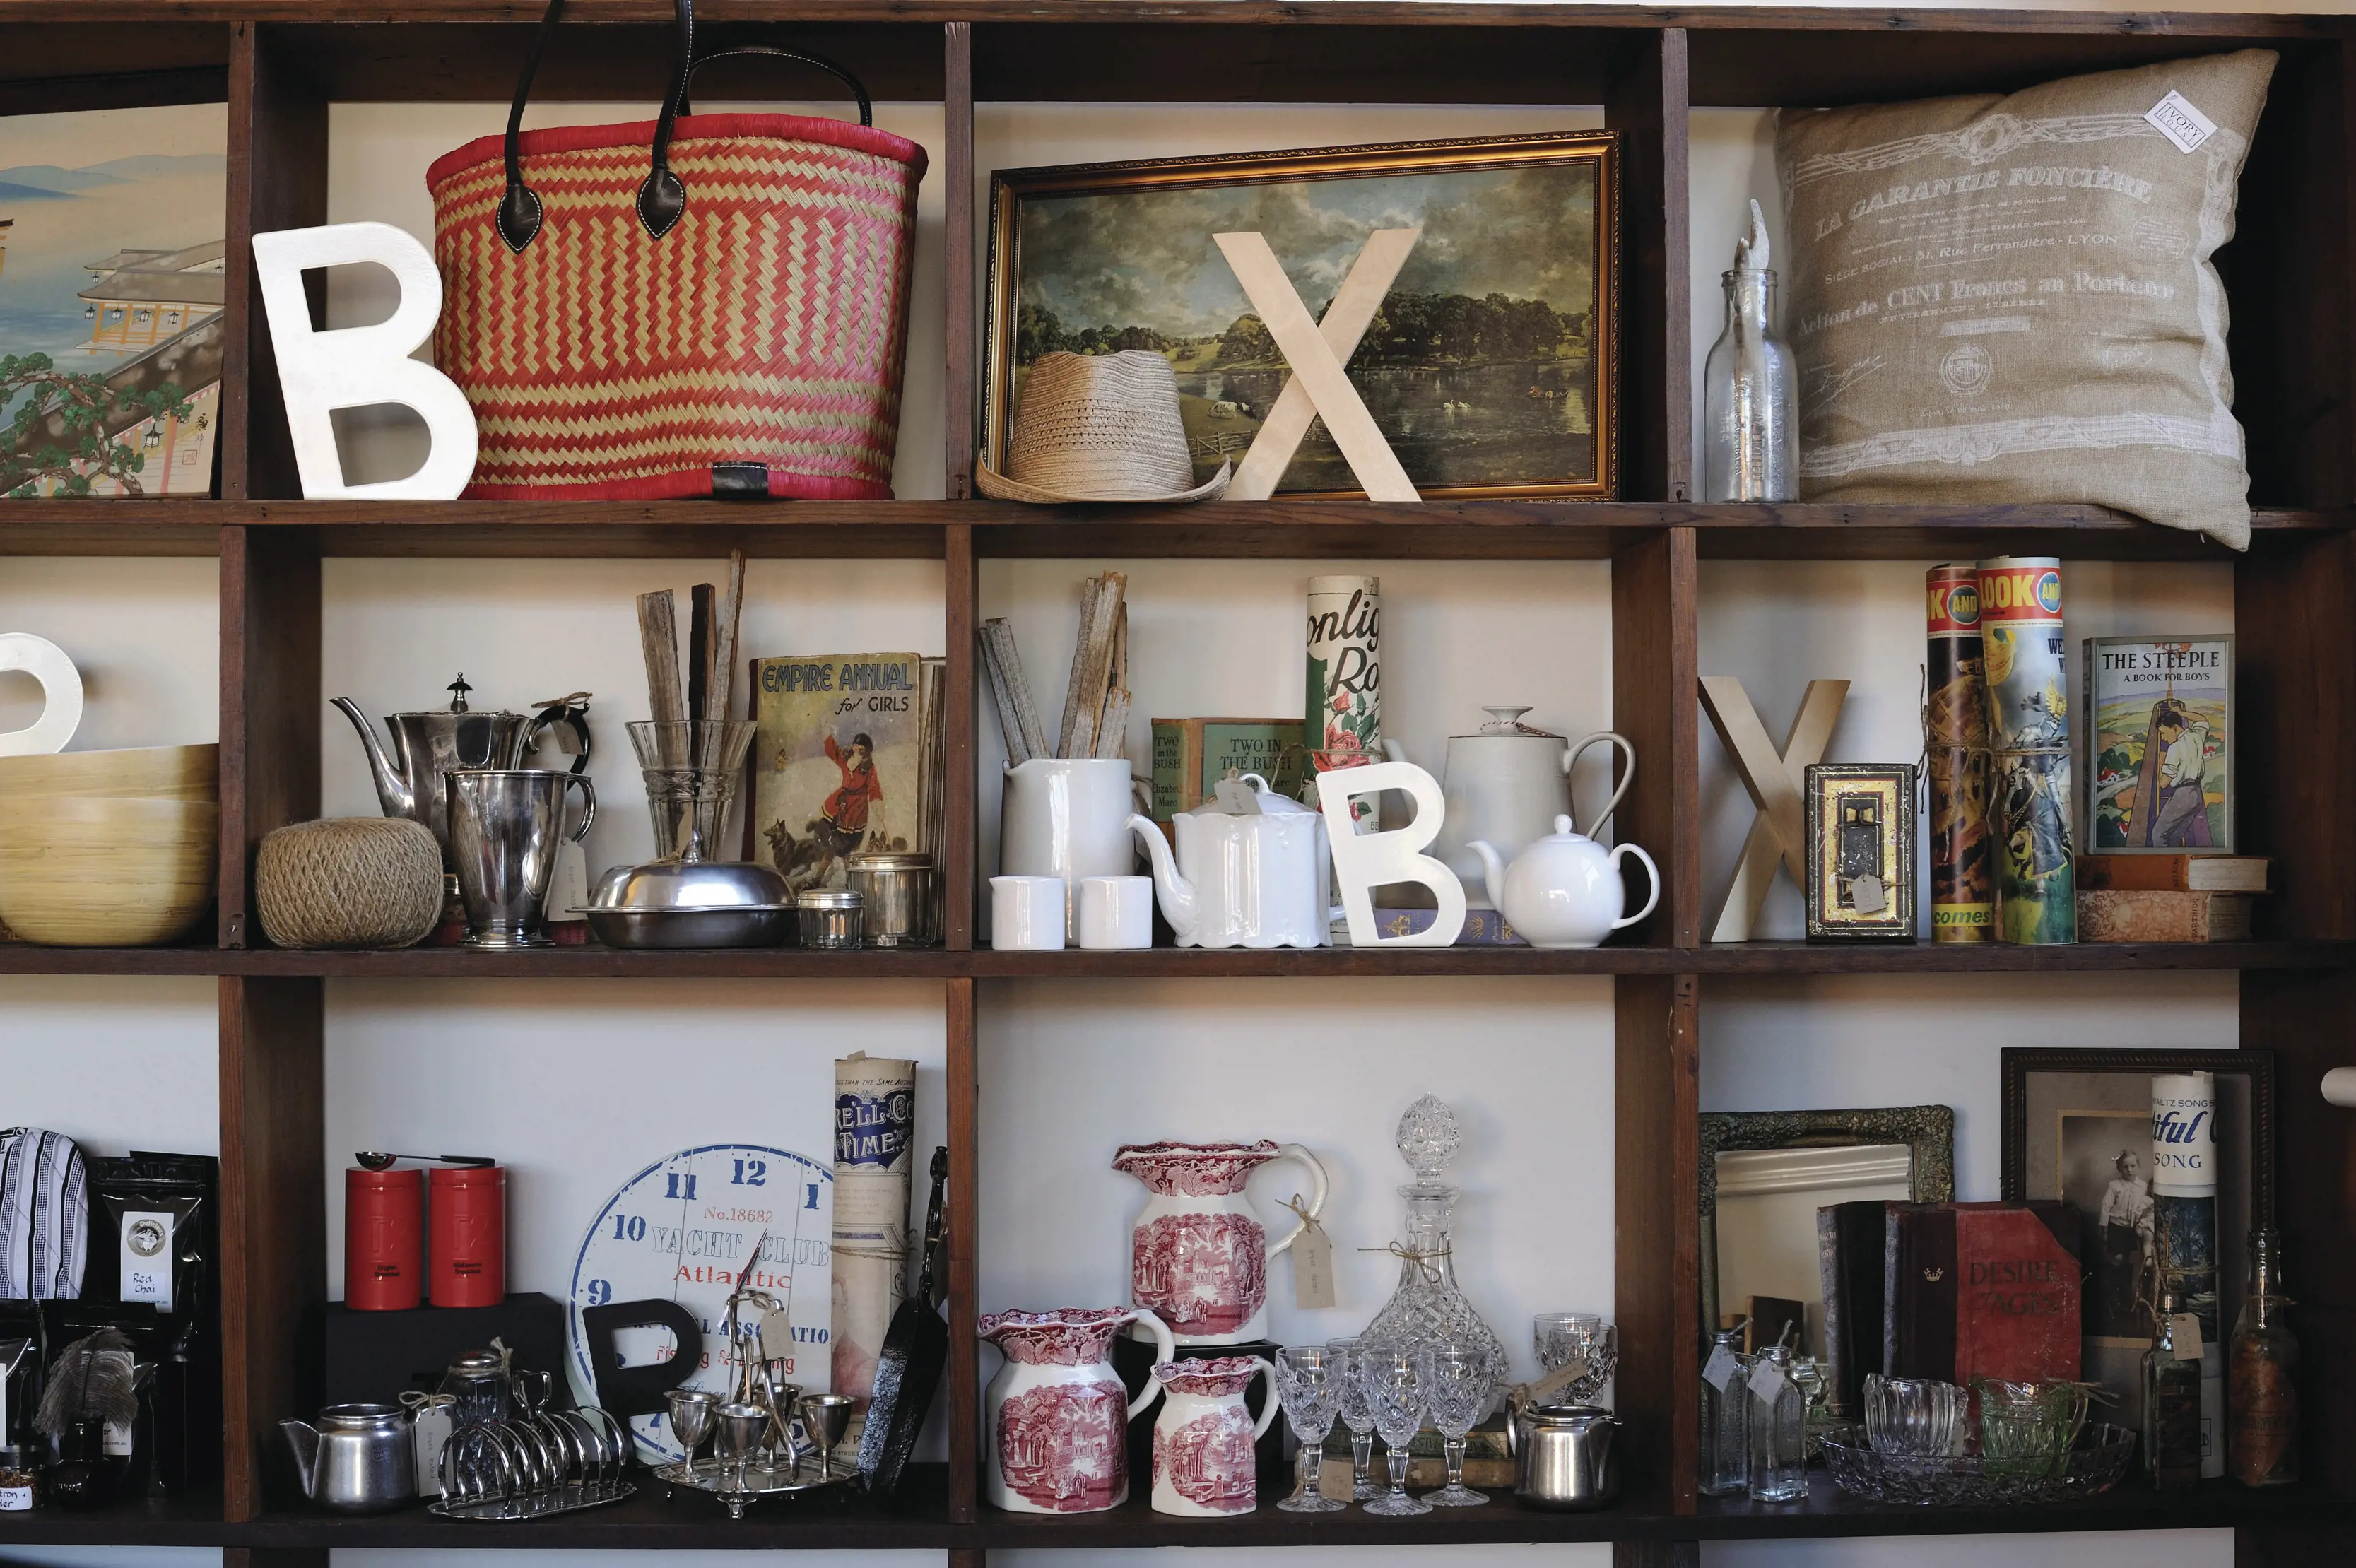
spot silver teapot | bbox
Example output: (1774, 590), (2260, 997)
(281, 1403), (416, 1513)
(334, 674), (591, 859)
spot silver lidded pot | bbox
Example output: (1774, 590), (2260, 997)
(281, 1403), (416, 1513)
(796, 888), (864, 950)
(1512, 1403), (1622, 1511)
(333, 674), (591, 861)
(846, 851), (937, 948)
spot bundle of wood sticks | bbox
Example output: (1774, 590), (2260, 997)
(979, 572), (1129, 765)
(635, 548), (747, 779)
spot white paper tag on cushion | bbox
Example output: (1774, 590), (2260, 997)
(1703, 1342), (1743, 1393)
(2171, 1313), (2206, 1358)
(2146, 91), (2217, 154)
(120, 1210), (175, 1311)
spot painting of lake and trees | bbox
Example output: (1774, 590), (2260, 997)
(989, 136), (1616, 498)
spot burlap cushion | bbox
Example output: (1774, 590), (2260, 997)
(1777, 49), (2275, 548)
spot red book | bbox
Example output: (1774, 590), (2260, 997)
(1885, 1202), (2082, 1385)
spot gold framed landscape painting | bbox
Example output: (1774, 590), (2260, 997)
(982, 132), (1619, 501)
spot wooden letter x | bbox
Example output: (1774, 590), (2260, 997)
(1699, 676), (1849, 943)
(1213, 228), (1421, 502)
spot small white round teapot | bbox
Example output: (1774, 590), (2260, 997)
(1468, 815), (1659, 949)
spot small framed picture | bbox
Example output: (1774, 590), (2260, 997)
(2000, 1048), (2274, 1442)
(2082, 635), (2234, 853)
(1803, 763), (1916, 940)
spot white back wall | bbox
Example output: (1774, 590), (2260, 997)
(0, 72), (2270, 1568)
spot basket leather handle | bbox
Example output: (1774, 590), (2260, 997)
(644, 44), (874, 237)
(498, 0), (872, 252)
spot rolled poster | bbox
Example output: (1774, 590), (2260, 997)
(2152, 1070), (2222, 1477)
(1977, 557), (2075, 943)
(1305, 575), (1380, 819)
(832, 1053), (917, 1421)
(1926, 565), (1992, 943)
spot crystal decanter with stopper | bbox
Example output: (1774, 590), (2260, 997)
(1358, 1096), (1509, 1386)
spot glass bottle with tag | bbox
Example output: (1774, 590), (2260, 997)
(1745, 1342), (1806, 1502)
(1701, 202), (1799, 503)
(2143, 1291), (2203, 1487)
(1698, 1325), (1752, 1496)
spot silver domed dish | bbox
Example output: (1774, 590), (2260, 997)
(574, 857), (794, 948)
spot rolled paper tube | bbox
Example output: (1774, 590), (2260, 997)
(1977, 558), (2075, 944)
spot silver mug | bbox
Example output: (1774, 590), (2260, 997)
(1513, 1402), (1622, 1511)
(447, 769), (595, 948)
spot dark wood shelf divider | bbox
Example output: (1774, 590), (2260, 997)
(4, 3), (2352, 1558)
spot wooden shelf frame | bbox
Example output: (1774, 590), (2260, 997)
(2, 6), (2354, 1563)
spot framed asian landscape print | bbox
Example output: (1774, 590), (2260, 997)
(982, 131), (1619, 501)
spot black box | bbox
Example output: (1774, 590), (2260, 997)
(322, 1292), (571, 1408)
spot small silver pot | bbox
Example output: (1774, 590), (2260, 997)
(847, 852), (938, 948)
(1514, 1402), (1621, 1511)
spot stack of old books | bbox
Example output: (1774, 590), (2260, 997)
(2076, 854), (2268, 943)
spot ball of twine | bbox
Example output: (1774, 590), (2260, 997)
(257, 817), (444, 950)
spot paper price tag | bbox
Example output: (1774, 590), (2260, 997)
(2146, 90), (2217, 155)
(1747, 1358), (1788, 1405)
(413, 1405), (453, 1496)
(760, 1306), (795, 1363)
(1848, 873), (1887, 915)
(2171, 1314), (2206, 1358)
(1703, 1342), (1742, 1393)
(1292, 1220), (1336, 1311)
(546, 841), (589, 926)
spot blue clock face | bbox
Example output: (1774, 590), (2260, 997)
(567, 1142), (834, 1462)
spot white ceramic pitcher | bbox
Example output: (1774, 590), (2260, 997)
(979, 1306), (1176, 1514)
(1114, 1139), (1330, 1345)
(1001, 758), (1141, 938)
(1150, 1356), (1281, 1516)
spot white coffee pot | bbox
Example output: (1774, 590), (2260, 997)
(1469, 815), (1659, 949)
(1126, 774), (1333, 949)
(1386, 709), (1634, 907)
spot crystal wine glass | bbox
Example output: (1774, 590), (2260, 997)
(1327, 1337), (1382, 1500)
(1420, 1340), (1495, 1507)
(1535, 1312), (1620, 1404)
(1360, 1346), (1433, 1517)
(1273, 1345), (1349, 1513)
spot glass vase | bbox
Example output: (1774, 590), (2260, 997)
(1702, 267), (1799, 502)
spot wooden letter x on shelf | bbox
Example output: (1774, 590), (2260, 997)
(1213, 228), (1422, 502)
(1700, 676), (1849, 943)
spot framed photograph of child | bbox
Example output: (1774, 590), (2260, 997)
(2000, 1047), (2273, 1437)
(2082, 635), (2234, 854)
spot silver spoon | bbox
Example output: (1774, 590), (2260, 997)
(353, 1151), (496, 1169)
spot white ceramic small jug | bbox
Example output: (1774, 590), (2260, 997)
(1150, 1357), (1280, 1516)
(1126, 774), (1333, 949)
(1469, 815), (1660, 949)
(1001, 758), (1141, 935)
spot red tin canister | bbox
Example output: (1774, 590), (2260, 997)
(429, 1165), (506, 1308)
(344, 1167), (424, 1311)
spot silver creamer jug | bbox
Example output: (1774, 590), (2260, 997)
(281, 1403), (416, 1513)
(1513, 1402), (1622, 1511)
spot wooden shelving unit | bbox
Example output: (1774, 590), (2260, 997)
(4, 4), (2354, 1564)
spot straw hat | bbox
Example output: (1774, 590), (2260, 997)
(977, 350), (1230, 504)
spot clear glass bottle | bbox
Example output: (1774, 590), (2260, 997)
(2229, 1227), (2300, 1487)
(1745, 1342), (1806, 1502)
(1698, 1326), (1752, 1497)
(2143, 1290), (2203, 1488)
(1702, 201), (1799, 503)
(1358, 1097), (1509, 1387)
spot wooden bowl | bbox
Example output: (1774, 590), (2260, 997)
(0, 795), (218, 945)
(0, 743), (219, 801)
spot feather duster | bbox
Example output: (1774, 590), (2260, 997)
(35, 1328), (137, 1443)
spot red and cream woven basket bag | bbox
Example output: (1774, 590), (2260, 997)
(425, 0), (925, 501)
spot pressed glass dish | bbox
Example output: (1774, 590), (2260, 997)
(1817, 1423), (2137, 1507)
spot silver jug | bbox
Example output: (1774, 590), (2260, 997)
(1513, 1402), (1622, 1511)
(334, 675), (591, 861)
(447, 769), (595, 948)
(281, 1403), (416, 1513)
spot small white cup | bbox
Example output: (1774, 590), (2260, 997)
(991, 876), (1068, 951)
(1078, 876), (1154, 950)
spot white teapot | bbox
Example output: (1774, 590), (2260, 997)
(1126, 774), (1333, 949)
(1468, 815), (1659, 949)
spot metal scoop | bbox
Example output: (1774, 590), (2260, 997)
(353, 1151), (496, 1170)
